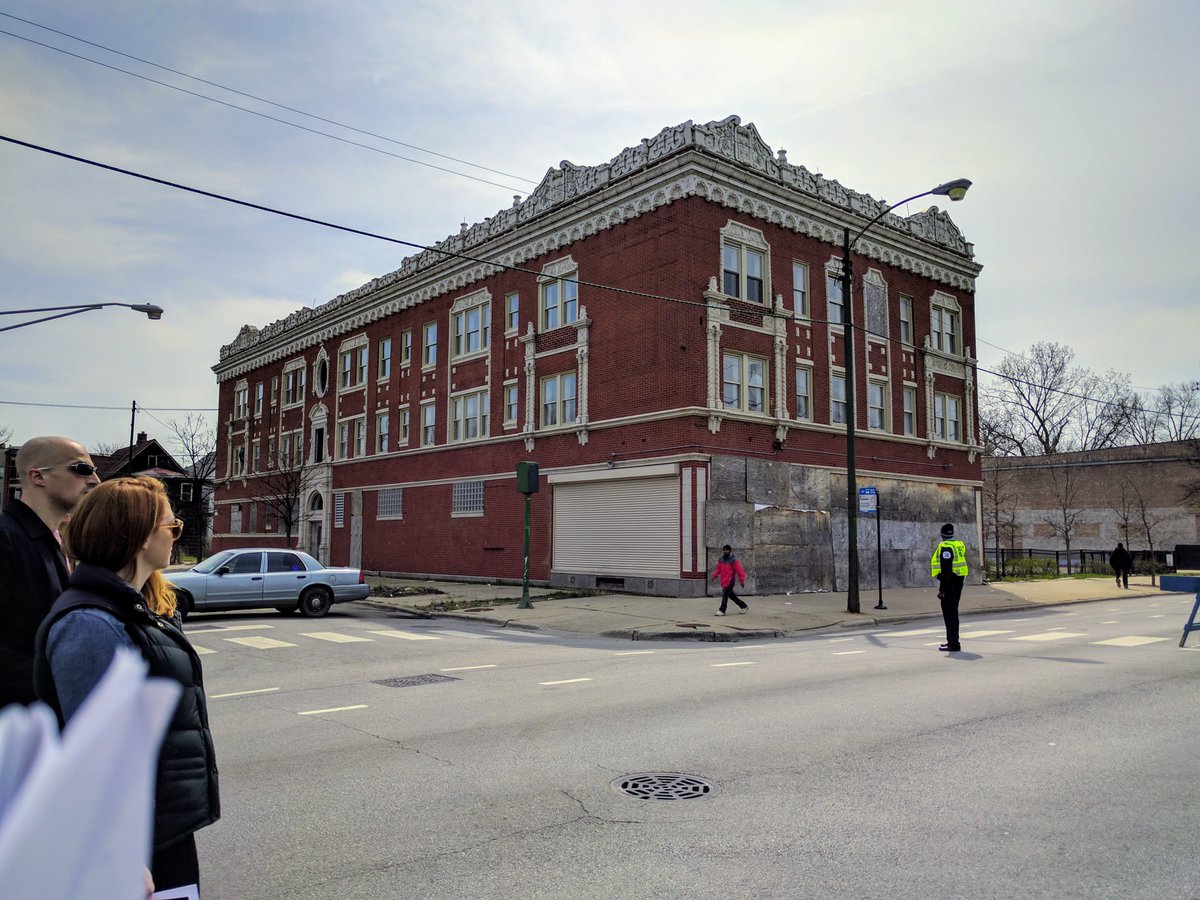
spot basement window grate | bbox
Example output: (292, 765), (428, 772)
(611, 773), (716, 801)
(373, 674), (460, 688)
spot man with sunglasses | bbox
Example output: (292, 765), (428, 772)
(0, 436), (101, 709)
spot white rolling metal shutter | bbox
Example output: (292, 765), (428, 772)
(553, 477), (680, 578)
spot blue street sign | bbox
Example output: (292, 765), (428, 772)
(858, 486), (877, 514)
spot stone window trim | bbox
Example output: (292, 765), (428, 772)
(927, 291), (964, 358)
(505, 291), (520, 334)
(719, 220), (770, 305)
(539, 254), (580, 332)
(721, 350), (768, 415)
(795, 364), (813, 422)
(282, 358), (307, 407)
(791, 260), (810, 318)
(863, 268), (889, 344)
(451, 288), (493, 361)
(824, 256), (846, 329)
(378, 337), (392, 381)
(830, 368), (848, 427)
(503, 378), (519, 426)
(867, 378), (889, 431)
(312, 347), (330, 398)
(449, 387), (490, 443)
(422, 322), (438, 370)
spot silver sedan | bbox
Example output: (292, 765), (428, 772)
(166, 548), (370, 618)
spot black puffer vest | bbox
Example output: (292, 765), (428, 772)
(34, 563), (220, 850)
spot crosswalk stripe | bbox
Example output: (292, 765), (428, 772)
(300, 632), (374, 643)
(193, 645), (216, 655)
(368, 630), (441, 641)
(188, 623), (273, 633)
(960, 630), (1015, 638)
(429, 629), (486, 639)
(211, 687), (280, 700)
(1092, 636), (1170, 647)
(833, 651), (866, 656)
(882, 628), (943, 637)
(490, 629), (551, 639)
(540, 678), (591, 685)
(712, 661), (757, 667)
(1011, 632), (1086, 642)
(298, 704), (367, 716)
(224, 636), (297, 649)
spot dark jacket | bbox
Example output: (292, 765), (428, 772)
(1110, 545), (1133, 572)
(0, 498), (69, 708)
(34, 563), (220, 850)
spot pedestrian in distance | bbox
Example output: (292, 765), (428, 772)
(931, 523), (968, 652)
(34, 476), (219, 896)
(1110, 541), (1133, 589)
(0, 435), (102, 710)
(711, 544), (748, 616)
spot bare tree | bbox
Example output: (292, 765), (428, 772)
(169, 414), (217, 558)
(90, 440), (125, 457)
(980, 342), (1135, 455)
(1183, 439), (1200, 509)
(0, 424), (11, 445)
(1036, 465), (1084, 574)
(981, 462), (1019, 578)
(242, 452), (321, 547)
(1154, 381), (1200, 441)
(1126, 478), (1166, 586)
(1109, 478), (1137, 547)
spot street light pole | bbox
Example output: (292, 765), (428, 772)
(842, 179), (971, 614)
(0, 302), (164, 334)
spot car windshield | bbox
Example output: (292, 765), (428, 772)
(193, 551), (237, 574)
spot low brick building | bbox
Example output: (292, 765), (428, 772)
(982, 441), (1200, 560)
(211, 116), (984, 595)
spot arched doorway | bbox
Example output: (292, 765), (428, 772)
(307, 491), (325, 560)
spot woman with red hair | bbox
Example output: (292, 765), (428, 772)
(34, 476), (219, 895)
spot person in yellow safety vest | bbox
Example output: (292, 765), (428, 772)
(930, 522), (969, 653)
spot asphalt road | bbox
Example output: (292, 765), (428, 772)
(191, 596), (1200, 899)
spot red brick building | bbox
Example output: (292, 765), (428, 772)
(211, 116), (984, 595)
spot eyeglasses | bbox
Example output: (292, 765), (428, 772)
(37, 461), (98, 477)
(162, 519), (185, 540)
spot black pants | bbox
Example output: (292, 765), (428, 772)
(720, 584), (746, 613)
(939, 574), (964, 648)
(1115, 569), (1129, 588)
(152, 832), (200, 895)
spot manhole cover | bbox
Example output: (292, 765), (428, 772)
(611, 773), (716, 801)
(373, 674), (460, 688)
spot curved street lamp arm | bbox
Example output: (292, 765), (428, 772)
(0, 307), (96, 334)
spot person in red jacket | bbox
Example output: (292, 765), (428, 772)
(711, 544), (748, 616)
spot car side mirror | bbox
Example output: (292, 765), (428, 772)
(215, 566), (230, 576)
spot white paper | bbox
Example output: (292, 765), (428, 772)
(0, 649), (181, 899)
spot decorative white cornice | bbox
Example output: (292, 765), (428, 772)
(215, 116), (982, 381)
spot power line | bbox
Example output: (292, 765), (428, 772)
(0, 24), (532, 194)
(0, 399), (217, 411)
(2, 132), (1195, 431)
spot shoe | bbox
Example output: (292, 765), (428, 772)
(739, 606), (748, 614)
(715, 611), (726, 616)
(939, 644), (961, 652)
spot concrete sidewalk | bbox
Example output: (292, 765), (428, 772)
(361, 574), (1183, 642)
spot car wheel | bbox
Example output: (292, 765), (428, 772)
(299, 587), (332, 618)
(175, 591), (193, 622)
(275, 605), (298, 615)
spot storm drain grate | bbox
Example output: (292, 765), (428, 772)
(611, 773), (717, 801)
(373, 674), (460, 688)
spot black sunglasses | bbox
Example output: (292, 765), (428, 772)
(38, 462), (98, 477)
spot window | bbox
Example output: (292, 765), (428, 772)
(795, 366), (812, 421)
(792, 261), (809, 317)
(339, 350), (354, 389)
(233, 384), (249, 419)
(722, 352), (767, 413)
(292, 432), (303, 467)
(284, 366), (305, 405)
(903, 386), (917, 436)
(931, 305), (959, 355)
(251, 441), (261, 472)
(400, 329), (412, 365)
(831, 373), (847, 425)
(722, 241), (765, 303)
(451, 389), (489, 441)
(423, 323), (437, 367)
(180, 482), (194, 502)
(267, 436), (275, 468)
(540, 273), (579, 330)
(421, 401), (436, 446)
(334, 492), (345, 528)
(354, 418), (367, 457)
(254, 383), (264, 417)
(868, 381), (888, 431)
(376, 412), (389, 454)
(270, 377), (278, 407)
(540, 372), (578, 427)
(504, 382), (519, 425)
(452, 481), (485, 516)
(377, 487), (403, 519)
(934, 393), (961, 442)
(453, 300), (491, 357)
(267, 552), (305, 573)
(312, 426), (324, 462)
(378, 338), (392, 379)
(506, 292), (520, 332)
(231, 443), (246, 476)
(826, 272), (844, 326)
(399, 407), (410, 445)
(864, 275), (887, 338)
(338, 422), (350, 459)
(899, 296), (914, 345)
(248, 503), (257, 534)
(230, 504), (242, 533)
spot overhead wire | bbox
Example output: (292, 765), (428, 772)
(0, 24), (532, 194)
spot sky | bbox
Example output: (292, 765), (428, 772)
(1, 0), (1197, 454)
